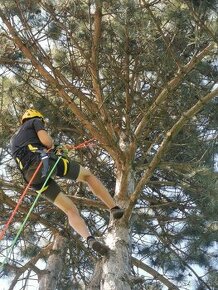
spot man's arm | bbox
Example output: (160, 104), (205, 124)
(37, 130), (54, 149)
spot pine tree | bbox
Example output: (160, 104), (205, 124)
(0, 1), (217, 289)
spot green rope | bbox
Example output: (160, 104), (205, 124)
(0, 156), (62, 269)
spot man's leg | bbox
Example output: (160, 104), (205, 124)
(76, 167), (116, 208)
(53, 192), (91, 239)
(53, 192), (109, 255)
(76, 166), (124, 219)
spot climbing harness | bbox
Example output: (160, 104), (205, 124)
(26, 144), (50, 177)
(16, 138), (95, 179)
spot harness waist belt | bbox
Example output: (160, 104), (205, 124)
(27, 144), (50, 177)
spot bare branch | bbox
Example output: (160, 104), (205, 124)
(134, 42), (215, 139)
(132, 257), (179, 290)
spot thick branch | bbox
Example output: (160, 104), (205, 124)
(89, 2), (116, 138)
(128, 87), (218, 215)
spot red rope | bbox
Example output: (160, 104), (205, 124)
(0, 161), (43, 241)
(65, 138), (96, 150)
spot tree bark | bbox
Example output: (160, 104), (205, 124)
(38, 234), (67, 290)
(102, 223), (132, 290)
(89, 166), (133, 290)
(88, 223), (131, 290)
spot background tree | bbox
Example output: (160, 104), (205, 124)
(0, 0), (217, 289)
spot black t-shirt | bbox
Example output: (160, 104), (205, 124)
(11, 118), (45, 159)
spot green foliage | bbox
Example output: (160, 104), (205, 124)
(47, 22), (63, 40)
(0, 0), (38, 15)
(21, 244), (40, 258)
(0, 0), (217, 289)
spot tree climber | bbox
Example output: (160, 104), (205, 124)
(10, 109), (124, 256)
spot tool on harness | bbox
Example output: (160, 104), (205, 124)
(39, 151), (49, 177)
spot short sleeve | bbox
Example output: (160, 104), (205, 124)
(32, 118), (45, 132)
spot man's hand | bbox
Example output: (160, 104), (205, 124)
(55, 145), (69, 157)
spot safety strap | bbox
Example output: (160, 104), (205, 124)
(65, 138), (95, 150)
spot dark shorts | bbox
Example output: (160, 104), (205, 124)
(24, 153), (80, 202)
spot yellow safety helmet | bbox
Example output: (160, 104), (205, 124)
(21, 109), (44, 123)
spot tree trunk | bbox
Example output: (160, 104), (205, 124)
(88, 222), (131, 290)
(39, 234), (67, 290)
(89, 168), (133, 290)
(102, 223), (132, 290)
